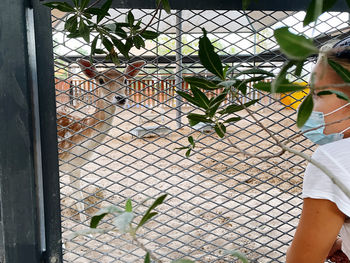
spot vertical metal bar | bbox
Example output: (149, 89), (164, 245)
(32, 0), (63, 262)
(26, 5), (46, 255)
(175, 10), (183, 129)
(0, 0), (41, 262)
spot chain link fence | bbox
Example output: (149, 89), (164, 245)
(51, 7), (350, 262)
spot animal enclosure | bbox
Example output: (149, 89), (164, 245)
(52, 6), (350, 263)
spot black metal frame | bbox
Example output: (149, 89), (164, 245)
(1, 0), (349, 262)
(41, 0), (349, 11)
(0, 0), (62, 262)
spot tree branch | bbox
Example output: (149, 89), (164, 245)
(133, 236), (163, 263)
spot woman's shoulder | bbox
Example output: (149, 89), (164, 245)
(314, 137), (350, 158)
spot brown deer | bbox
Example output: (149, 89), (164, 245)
(57, 59), (145, 222)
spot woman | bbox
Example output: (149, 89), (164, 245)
(286, 38), (350, 262)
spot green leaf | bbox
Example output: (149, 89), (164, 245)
(234, 68), (274, 78)
(172, 260), (195, 263)
(272, 61), (294, 93)
(225, 65), (240, 77)
(190, 86), (210, 109)
(67, 31), (83, 39)
(141, 30), (160, 40)
(184, 76), (221, 90)
(162, 0), (171, 14)
(214, 122), (226, 138)
(125, 38), (133, 54)
(236, 81), (248, 95)
(187, 113), (213, 126)
(90, 205), (123, 228)
(177, 90), (204, 108)
(125, 199), (132, 212)
(65, 15), (78, 33)
(144, 252), (151, 263)
(101, 0), (113, 13)
(317, 90), (350, 101)
(185, 148), (192, 157)
(107, 53), (120, 65)
(297, 94), (314, 128)
(274, 27), (318, 60)
(133, 35), (145, 49)
(208, 92), (228, 117)
(115, 26), (128, 39)
(219, 80), (238, 88)
(113, 212), (134, 233)
(102, 37), (114, 52)
(97, 0), (112, 23)
(80, 0), (91, 10)
(90, 35), (99, 58)
(242, 0), (251, 10)
(218, 99), (259, 115)
(294, 60), (306, 76)
(225, 250), (249, 263)
(188, 136), (194, 146)
(224, 117), (242, 123)
(82, 12), (92, 19)
(303, 0), (337, 27)
(223, 65), (229, 78)
(209, 92), (227, 108)
(94, 48), (106, 54)
(127, 10), (135, 26)
(111, 37), (129, 58)
(328, 59), (350, 83)
(254, 81), (307, 93)
(90, 213), (107, 229)
(85, 7), (105, 16)
(43, 2), (75, 12)
(236, 76), (270, 94)
(199, 28), (224, 80)
(78, 20), (90, 43)
(189, 119), (200, 127)
(157, 0), (171, 14)
(136, 194), (167, 231)
(174, 146), (190, 151)
(135, 20), (142, 30)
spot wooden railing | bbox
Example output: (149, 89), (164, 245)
(55, 76), (265, 109)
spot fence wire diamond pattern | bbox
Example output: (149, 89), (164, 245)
(51, 7), (350, 262)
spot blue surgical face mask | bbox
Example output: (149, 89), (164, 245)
(301, 103), (350, 145)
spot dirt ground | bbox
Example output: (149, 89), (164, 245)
(59, 104), (314, 263)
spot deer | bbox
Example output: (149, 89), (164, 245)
(57, 59), (145, 222)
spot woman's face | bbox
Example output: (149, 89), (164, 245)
(311, 61), (350, 137)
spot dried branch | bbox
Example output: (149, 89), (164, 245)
(133, 236), (163, 263)
(138, 0), (163, 36)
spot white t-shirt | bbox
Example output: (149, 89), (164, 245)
(302, 137), (350, 258)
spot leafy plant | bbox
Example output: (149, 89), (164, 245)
(48, 0), (350, 262)
(176, 5), (350, 205)
(71, 194), (169, 262)
(44, 0), (171, 64)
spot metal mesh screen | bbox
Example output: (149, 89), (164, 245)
(52, 8), (350, 262)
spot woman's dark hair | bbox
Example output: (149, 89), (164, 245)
(329, 36), (350, 61)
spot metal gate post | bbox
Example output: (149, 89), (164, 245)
(32, 0), (63, 262)
(0, 0), (62, 262)
(0, 0), (41, 262)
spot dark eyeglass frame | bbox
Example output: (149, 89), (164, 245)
(333, 36), (350, 48)
(331, 37), (350, 59)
